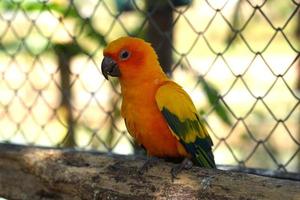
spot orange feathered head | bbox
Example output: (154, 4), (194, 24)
(101, 37), (163, 81)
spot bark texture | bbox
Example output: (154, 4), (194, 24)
(0, 144), (299, 200)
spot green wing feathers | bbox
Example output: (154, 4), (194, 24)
(155, 81), (216, 168)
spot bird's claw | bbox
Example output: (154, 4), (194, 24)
(171, 166), (181, 181)
(138, 157), (159, 175)
(170, 158), (193, 181)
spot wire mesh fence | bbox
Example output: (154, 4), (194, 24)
(0, 0), (299, 174)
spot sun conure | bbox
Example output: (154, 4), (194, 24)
(101, 37), (216, 176)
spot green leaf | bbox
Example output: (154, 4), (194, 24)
(0, 1), (78, 18)
(198, 76), (232, 126)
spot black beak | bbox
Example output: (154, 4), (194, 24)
(101, 57), (121, 80)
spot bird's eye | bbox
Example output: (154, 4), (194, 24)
(119, 50), (130, 60)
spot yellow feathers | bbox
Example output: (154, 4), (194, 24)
(156, 81), (197, 121)
(155, 81), (207, 143)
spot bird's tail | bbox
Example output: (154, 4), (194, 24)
(194, 149), (216, 168)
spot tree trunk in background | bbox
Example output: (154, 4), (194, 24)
(55, 44), (76, 148)
(146, 0), (173, 75)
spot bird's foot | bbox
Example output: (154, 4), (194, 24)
(171, 158), (193, 181)
(138, 157), (159, 175)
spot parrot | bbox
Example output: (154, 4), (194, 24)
(101, 37), (216, 177)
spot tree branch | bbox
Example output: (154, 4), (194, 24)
(0, 143), (299, 200)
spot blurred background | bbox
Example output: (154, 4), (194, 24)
(0, 0), (299, 173)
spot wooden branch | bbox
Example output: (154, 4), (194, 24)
(0, 144), (299, 200)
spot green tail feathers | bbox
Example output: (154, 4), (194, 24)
(183, 137), (216, 168)
(194, 146), (216, 168)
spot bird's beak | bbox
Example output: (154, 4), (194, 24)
(101, 56), (121, 80)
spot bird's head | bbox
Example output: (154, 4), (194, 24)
(101, 37), (163, 82)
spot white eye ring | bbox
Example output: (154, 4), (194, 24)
(119, 49), (130, 60)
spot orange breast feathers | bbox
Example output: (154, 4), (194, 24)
(121, 82), (189, 158)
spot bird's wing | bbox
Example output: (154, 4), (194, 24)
(155, 81), (216, 168)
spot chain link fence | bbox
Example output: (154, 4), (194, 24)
(0, 0), (299, 174)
